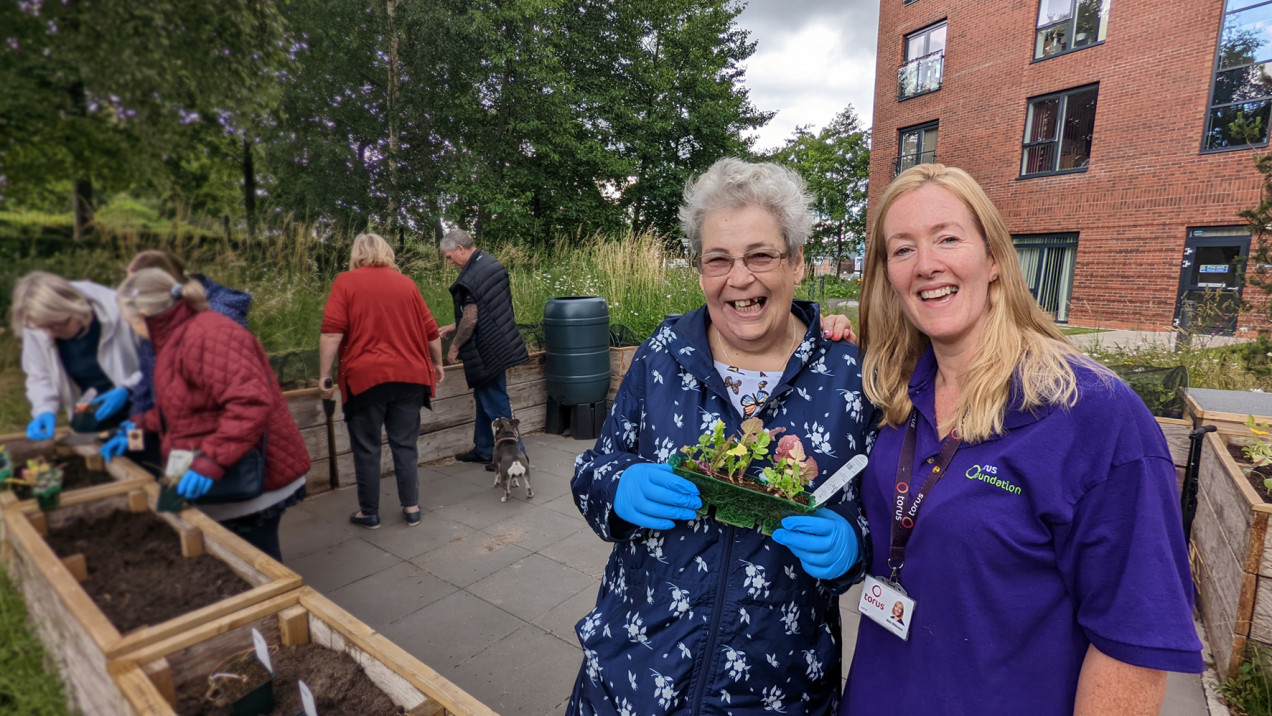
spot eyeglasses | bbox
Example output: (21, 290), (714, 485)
(695, 248), (789, 277)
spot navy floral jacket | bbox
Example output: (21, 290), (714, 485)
(567, 301), (876, 715)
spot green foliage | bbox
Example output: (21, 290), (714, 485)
(768, 106), (871, 263)
(760, 434), (817, 501)
(0, 565), (72, 715)
(1245, 416), (1272, 495)
(1223, 649), (1272, 716)
(680, 417), (772, 480)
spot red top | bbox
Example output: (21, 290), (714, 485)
(321, 266), (440, 401)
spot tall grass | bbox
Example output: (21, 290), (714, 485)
(0, 566), (71, 715)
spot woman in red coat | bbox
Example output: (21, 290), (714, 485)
(115, 267), (310, 560)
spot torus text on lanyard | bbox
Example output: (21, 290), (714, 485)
(889, 408), (962, 584)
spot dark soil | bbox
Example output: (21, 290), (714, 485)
(5, 448), (114, 499)
(1227, 442), (1272, 501)
(43, 509), (250, 633)
(175, 643), (406, 715)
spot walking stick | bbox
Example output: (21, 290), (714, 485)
(322, 379), (339, 489)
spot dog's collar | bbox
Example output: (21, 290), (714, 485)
(495, 435), (519, 446)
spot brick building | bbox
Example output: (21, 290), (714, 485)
(869, 0), (1271, 333)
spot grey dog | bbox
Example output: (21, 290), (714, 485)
(491, 417), (532, 503)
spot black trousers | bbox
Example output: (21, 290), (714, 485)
(345, 383), (426, 516)
(228, 513), (283, 561)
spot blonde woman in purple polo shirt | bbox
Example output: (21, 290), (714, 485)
(842, 164), (1202, 715)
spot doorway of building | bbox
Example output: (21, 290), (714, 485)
(1175, 227), (1249, 336)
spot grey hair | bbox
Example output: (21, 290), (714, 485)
(678, 157), (814, 256)
(439, 228), (475, 252)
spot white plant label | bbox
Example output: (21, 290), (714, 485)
(299, 680), (318, 715)
(811, 454), (869, 506)
(251, 627), (273, 675)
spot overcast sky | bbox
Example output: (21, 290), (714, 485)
(735, 0), (880, 153)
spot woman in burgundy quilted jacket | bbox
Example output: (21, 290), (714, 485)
(115, 267), (310, 560)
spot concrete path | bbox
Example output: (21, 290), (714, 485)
(278, 432), (1221, 715)
(1067, 329), (1248, 351)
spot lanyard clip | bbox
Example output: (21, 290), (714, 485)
(887, 560), (903, 584)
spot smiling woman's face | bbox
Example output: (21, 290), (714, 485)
(698, 204), (804, 355)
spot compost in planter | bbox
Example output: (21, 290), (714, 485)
(1228, 442), (1272, 502)
(44, 509), (250, 633)
(4, 450), (113, 499)
(175, 644), (406, 715)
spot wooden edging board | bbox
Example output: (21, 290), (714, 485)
(2, 481), (302, 715)
(1184, 391), (1265, 436)
(1, 442), (153, 513)
(110, 586), (497, 716)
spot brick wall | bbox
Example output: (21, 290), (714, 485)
(870, 0), (1269, 331)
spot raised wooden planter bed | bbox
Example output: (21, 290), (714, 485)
(110, 586), (495, 715)
(1, 481), (301, 715)
(1191, 428), (1272, 676)
(0, 431), (152, 513)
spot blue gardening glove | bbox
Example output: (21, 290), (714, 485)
(100, 421), (134, 462)
(176, 470), (214, 499)
(614, 462), (702, 531)
(26, 412), (56, 441)
(772, 509), (860, 580)
(91, 386), (131, 421)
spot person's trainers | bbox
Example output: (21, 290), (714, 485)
(403, 509), (421, 526)
(455, 449), (491, 463)
(349, 511), (381, 529)
(485, 461), (497, 472)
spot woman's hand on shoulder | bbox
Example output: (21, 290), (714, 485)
(819, 313), (857, 344)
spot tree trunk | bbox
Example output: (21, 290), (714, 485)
(385, 0), (401, 240)
(243, 136), (257, 240)
(69, 81), (93, 241)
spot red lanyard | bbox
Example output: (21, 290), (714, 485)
(889, 409), (962, 583)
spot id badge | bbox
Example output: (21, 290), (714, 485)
(858, 574), (916, 641)
(127, 427), (145, 452)
(165, 449), (196, 479)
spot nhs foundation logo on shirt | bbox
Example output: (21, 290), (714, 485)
(965, 464), (1022, 495)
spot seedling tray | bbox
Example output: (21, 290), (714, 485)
(668, 454), (816, 535)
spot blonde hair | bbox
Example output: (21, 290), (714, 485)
(860, 164), (1096, 442)
(127, 250), (187, 280)
(10, 272), (93, 335)
(117, 268), (208, 320)
(349, 233), (397, 270)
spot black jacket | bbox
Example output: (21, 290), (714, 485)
(450, 250), (529, 386)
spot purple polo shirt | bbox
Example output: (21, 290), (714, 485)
(841, 348), (1202, 715)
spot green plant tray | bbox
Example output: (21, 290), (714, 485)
(668, 454), (816, 535)
(35, 487), (60, 511)
(156, 485), (186, 513)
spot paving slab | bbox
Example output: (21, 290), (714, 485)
(442, 487), (542, 530)
(360, 511), (477, 561)
(447, 623), (581, 716)
(286, 535), (400, 593)
(538, 527), (613, 579)
(411, 529), (534, 588)
(325, 561), (456, 630)
(386, 589), (526, 668)
(480, 506), (586, 554)
(533, 581), (601, 645)
(468, 553), (597, 624)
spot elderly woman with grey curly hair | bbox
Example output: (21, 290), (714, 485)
(566, 157), (877, 713)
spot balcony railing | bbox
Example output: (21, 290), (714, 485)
(894, 150), (937, 177)
(897, 50), (944, 100)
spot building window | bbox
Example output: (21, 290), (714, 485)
(1014, 233), (1078, 322)
(896, 122), (938, 176)
(1021, 84), (1098, 176)
(1034, 0), (1110, 59)
(1203, 0), (1272, 151)
(898, 21), (946, 100)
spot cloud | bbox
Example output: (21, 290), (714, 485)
(735, 0), (879, 152)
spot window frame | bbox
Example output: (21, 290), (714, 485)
(1019, 83), (1099, 178)
(1200, 0), (1272, 153)
(1031, 0), (1110, 62)
(1012, 232), (1079, 323)
(897, 20), (948, 101)
(895, 121), (939, 177)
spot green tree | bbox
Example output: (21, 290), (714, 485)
(768, 106), (871, 266)
(0, 1), (287, 238)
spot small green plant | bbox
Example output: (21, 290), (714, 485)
(1222, 648), (1272, 715)
(678, 417), (815, 501)
(6, 457), (62, 494)
(761, 434), (819, 500)
(1244, 415), (1272, 495)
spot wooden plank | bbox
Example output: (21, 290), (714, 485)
(30, 511), (47, 536)
(110, 661), (175, 715)
(1155, 417), (1191, 468)
(128, 489), (148, 513)
(278, 604), (310, 646)
(178, 524), (204, 558)
(142, 657), (176, 706)
(1194, 467), (1245, 676)
(62, 553), (87, 582)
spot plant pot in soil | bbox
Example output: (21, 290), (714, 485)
(668, 454), (817, 535)
(0, 452), (12, 483)
(209, 651), (274, 716)
(34, 486), (61, 511)
(157, 484), (187, 513)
